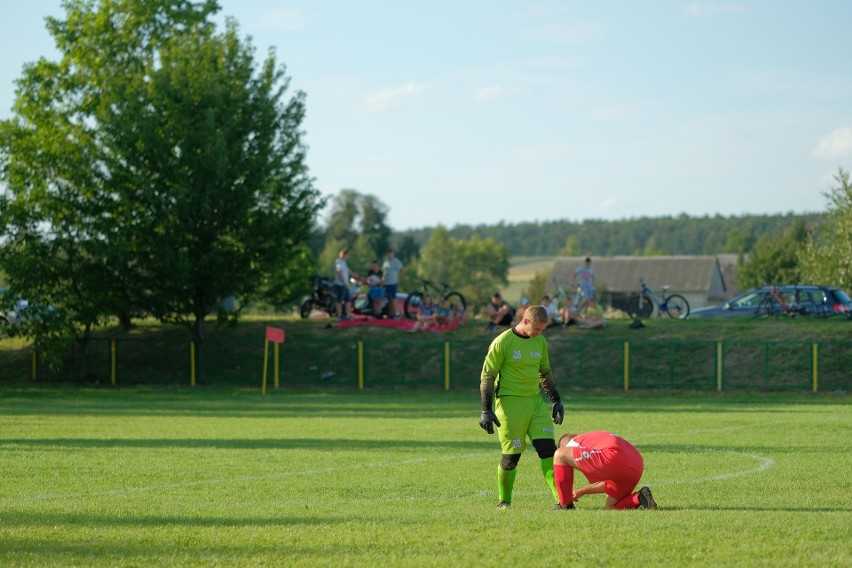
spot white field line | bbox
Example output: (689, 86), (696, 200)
(1, 452), (494, 505)
(651, 447), (775, 486)
(3, 443), (774, 505)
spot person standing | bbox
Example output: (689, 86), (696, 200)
(381, 249), (404, 318)
(553, 430), (657, 510)
(333, 249), (359, 320)
(365, 260), (386, 316)
(479, 305), (565, 509)
(573, 257), (596, 312)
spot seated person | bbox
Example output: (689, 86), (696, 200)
(541, 295), (560, 327)
(513, 297), (530, 325)
(484, 292), (514, 331)
(560, 296), (580, 327)
(435, 298), (452, 326)
(365, 260), (386, 315)
(451, 302), (467, 326)
(411, 294), (437, 332)
(578, 298), (606, 329)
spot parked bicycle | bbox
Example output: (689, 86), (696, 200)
(755, 285), (819, 317)
(626, 278), (690, 319)
(403, 279), (466, 320)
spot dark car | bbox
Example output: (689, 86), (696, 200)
(688, 285), (852, 318)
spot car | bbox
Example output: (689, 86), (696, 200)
(688, 284), (852, 318)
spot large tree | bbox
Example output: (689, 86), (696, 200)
(799, 169), (852, 291)
(736, 221), (808, 289)
(0, 0), (322, 377)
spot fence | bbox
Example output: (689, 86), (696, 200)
(2, 336), (850, 392)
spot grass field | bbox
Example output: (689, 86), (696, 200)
(1, 388), (850, 566)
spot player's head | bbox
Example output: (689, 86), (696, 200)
(558, 432), (577, 447)
(520, 305), (548, 337)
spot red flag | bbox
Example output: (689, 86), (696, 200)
(265, 326), (285, 344)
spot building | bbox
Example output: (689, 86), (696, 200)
(549, 256), (728, 312)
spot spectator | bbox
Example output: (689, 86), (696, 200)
(573, 256), (596, 312)
(484, 292), (514, 332)
(381, 249), (405, 318)
(560, 299), (580, 328)
(333, 249), (360, 320)
(435, 298), (452, 326)
(513, 297), (530, 325)
(451, 301), (467, 326)
(411, 294), (436, 332)
(579, 298), (606, 329)
(365, 260), (385, 316)
(541, 295), (560, 327)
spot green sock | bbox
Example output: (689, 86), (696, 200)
(497, 466), (517, 504)
(540, 457), (558, 502)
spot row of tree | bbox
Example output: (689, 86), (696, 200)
(398, 212), (822, 258)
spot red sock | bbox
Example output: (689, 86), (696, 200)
(553, 464), (574, 506)
(613, 492), (640, 510)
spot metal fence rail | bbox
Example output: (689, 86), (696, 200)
(3, 337), (850, 392)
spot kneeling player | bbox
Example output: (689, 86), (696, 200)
(553, 430), (657, 510)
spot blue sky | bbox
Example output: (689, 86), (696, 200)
(1, 1), (851, 231)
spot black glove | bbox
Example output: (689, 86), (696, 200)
(479, 410), (501, 434)
(551, 401), (564, 425)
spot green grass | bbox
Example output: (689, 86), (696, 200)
(0, 388), (850, 566)
(3, 315), (852, 391)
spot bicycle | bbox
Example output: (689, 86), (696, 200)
(403, 279), (466, 320)
(626, 278), (690, 319)
(755, 285), (814, 317)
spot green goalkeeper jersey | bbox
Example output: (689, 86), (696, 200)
(481, 328), (551, 397)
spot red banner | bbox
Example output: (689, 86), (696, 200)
(265, 326), (285, 344)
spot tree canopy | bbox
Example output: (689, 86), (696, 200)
(0, 0), (322, 373)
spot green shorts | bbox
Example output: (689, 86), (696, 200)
(494, 395), (555, 455)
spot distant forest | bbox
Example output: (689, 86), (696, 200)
(397, 212), (823, 257)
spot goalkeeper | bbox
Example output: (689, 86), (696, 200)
(479, 305), (564, 509)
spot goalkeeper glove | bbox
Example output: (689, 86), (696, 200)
(551, 401), (564, 425)
(479, 410), (501, 434)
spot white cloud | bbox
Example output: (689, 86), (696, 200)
(363, 82), (425, 111)
(474, 85), (522, 102)
(685, 3), (746, 17)
(598, 197), (618, 211)
(255, 8), (305, 31)
(811, 128), (852, 160)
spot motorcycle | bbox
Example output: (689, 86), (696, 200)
(299, 275), (338, 319)
(300, 275), (390, 319)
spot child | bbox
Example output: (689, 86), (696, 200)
(451, 302), (467, 326)
(411, 295), (436, 332)
(435, 298), (451, 326)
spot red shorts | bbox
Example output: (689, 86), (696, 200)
(573, 437), (644, 499)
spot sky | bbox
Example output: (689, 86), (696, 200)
(1, 1), (851, 231)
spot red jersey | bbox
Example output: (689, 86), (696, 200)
(567, 430), (644, 498)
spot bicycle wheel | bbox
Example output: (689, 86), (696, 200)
(664, 294), (690, 319)
(442, 291), (466, 314)
(299, 299), (314, 319)
(626, 295), (653, 318)
(755, 297), (779, 317)
(403, 292), (424, 320)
